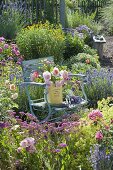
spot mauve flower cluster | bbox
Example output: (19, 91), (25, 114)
(95, 131), (103, 141)
(0, 36), (23, 66)
(76, 25), (91, 34)
(7, 110), (80, 136)
(0, 121), (10, 128)
(88, 110), (103, 121)
(17, 137), (36, 153)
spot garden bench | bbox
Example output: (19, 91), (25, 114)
(20, 57), (88, 123)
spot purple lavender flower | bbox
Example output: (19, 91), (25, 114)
(54, 149), (61, 153)
(59, 143), (67, 148)
(0, 121), (10, 128)
(7, 57), (13, 61)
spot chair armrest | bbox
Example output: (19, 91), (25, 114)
(20, 82), (46, 87)
(68, 73), (86, 78)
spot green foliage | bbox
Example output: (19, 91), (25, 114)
(16, 22), (65, 62)
(70, 53), (100, 69)
(66, 10), (102, 34)
(100, 0), (113, 35)
(0, 80), (18, 119)
(83, 45), (98, 56)
(0, 111), (97, 170)
(71, 62), (95, 74)
(0, 9), (24, 40)
(63, 33), (84, 60)
(85, 68), (113, 108)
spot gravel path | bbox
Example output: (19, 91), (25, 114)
(101, 36), (113, 67)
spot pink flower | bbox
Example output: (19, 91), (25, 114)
(88, 110), (103, 121)
(52, 67), (59, 76)
(60, 70), (68, 80)
(4, 44), (9, 49)
(0, 47), (3, 53)
(45, 80), (52, 86)
(30, 71), (39, 81)
(43, 71), (51, 82)
(0, 37), (5, 42)
(95, 131), (103, 140)
(15, 50), (20, 56)
(55, 81), (62, 87)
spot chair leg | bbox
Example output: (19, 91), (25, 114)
(29, 105), (36, 117)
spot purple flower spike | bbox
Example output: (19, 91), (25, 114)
(54, 149), (61, 153)
(59, 143), (67, 148)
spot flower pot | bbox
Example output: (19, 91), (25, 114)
(47, 84), (63, 104)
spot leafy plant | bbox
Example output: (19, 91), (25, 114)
(100, 0), (113, 35)
(70, 53), (100, 69)
(85, 68), (113, 107)
(16, 22), (65, 63)
(63, 33), (84, 60)
(0, 8), (24, 40)
(66, 10), (102, 34)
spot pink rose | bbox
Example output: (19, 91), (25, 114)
(95, 131), (103, 140)
(52, 67), (59, 76)
(4, 44), (9, 49)
(43, 71), (51, 82)
(15, 50), (20, 56)
(30, 71), (39, 81)
(60, 70), (68, 80)
(0, 37), (5, 42)
(0, 47), (3, 53)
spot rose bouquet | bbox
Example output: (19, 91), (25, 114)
(30, 59), (69, 87)
(30, 60), (69, 104)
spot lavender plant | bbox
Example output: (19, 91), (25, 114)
(0, 1), (25, 39)
(85, 68), (113, 107)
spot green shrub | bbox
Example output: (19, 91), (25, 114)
(83, 45), (97, 56)
(66, 11), (102, 34)
(100, 0), (113, 35)
(85, 68), (113, 108)
(16, 22), (65, 62)
(70, 53), (100, 69)
(71, 62), (94, 74)
(63, 33), (84, 60)
(0, 9), (24, 40)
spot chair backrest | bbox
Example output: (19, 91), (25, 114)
(21, 56), (54, 82)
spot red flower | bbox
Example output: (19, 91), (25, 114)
(33, 71), (39, 78)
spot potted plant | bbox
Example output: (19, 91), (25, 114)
(30, 60), (69, 105)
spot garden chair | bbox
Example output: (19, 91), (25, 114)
(20, 57), (88, 123)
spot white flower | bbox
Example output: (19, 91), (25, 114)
(5, 80), (10, 86)
(43, 71), (51, 81)
(11, 93), (18, 99)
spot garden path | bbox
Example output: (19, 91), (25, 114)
(101, 36), (113, 67)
